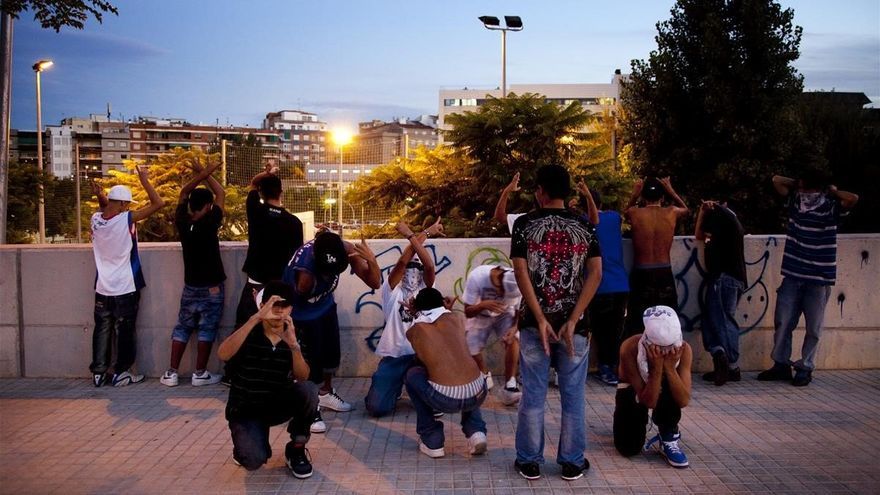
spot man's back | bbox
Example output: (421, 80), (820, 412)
(243, 189), (304, 283)
(627, 206), (678, 266)
(408, 313), (480, 386)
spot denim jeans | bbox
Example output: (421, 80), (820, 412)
(516, 327), (589, 465)
(772, 276), (832, 371)
(228, 381), (319, 471)
(702, 273), (744, 365)
(404, 365), (487, 450)
(90, 291), (140, 375)
(172, 284), (225, 343)
(365, 354), (416, 417)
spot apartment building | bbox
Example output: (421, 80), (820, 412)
(45, 115), (129, 178)
(356, 116), (438, 164)
(128, 116), (281, 162)
(263, 110), (329, 164)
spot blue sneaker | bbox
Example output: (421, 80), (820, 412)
(646, 433), (689, 468)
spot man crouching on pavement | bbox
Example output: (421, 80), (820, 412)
(614, 305), (692, 468)
(404, 288), (489, 459)
(218, 281), (319, 478)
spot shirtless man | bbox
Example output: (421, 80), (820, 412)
(623, 177), (689, 336)
(614, 305), (692, 468)
(404, 288), (489, 459)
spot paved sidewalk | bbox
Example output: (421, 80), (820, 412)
(1, 371), (878, 494)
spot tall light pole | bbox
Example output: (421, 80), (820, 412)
(478, 16), (523, 98)
(332, 128), (352, 237)
(33, 59), (53, 243)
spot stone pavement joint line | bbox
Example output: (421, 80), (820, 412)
(1, 371), (879, 494)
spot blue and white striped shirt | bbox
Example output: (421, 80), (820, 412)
(780, 192), (842, 285)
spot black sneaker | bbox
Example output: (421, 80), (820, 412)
(560, 459), (590, 481)
(704, 368), (742, 383)
(711, 351), (729, 386)
(757, 363), (792, 381)
(792, 368), (812, 387)
(514, 460), (541, 480)
(286, 447), (313, 479)
(93, 373), (106, 387)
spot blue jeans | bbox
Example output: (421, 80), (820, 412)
(228, 381), (319, 471)
(90, 291), (140, 375)
(701, 274), (744, 365)
(365, 354), (416, 417)
(404, 365), (487, 450)
(772, 277), (832, 371)
(516, 327), (589, 465)
(171, 284), (225, 343)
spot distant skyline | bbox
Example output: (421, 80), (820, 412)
(11, 0), (880, 131)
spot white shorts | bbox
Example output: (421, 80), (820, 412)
(466, 313), (517, 355)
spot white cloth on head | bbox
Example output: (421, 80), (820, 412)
(637, 305), (682, 384)
(413, 307), (450, 324)
(375, 279), (421, 358)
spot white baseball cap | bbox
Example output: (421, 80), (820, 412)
(107, 185), (134, 202)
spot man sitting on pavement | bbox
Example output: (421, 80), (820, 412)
(461, 264), (523, 405)
(404, 288), (489, 459)
(614, 305), (692, 468)
(364, 220), (441, 417)
(218, 281), (319, 479)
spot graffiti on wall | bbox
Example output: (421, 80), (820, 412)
(674, 236), (779, 334)
(358, 244), (452, 352)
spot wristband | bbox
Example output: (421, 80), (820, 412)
(406, 232), (416, 240)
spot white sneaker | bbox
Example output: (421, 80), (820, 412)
(310, 409), (327, 433)
(318, 388), (353, 412)
(419, 441), (445, 458)
(159, 369), (179, 387)
(467, 432), (488, 456)
(191, 370), (222, 386)
(501, 386), (522, 406)
(484, 371), (494, 390)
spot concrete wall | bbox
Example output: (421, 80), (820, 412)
(1, 235), (878, 378)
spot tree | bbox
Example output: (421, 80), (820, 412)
(346, 95), (635, 237)
(620, 0), (804, 233)
(1, 0), (117, 31)
(88, 148), (248, 242)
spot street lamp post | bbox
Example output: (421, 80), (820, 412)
(478, 16), (523, 98)
(33, 59), (53, 243)
(332, 129), (352, 238)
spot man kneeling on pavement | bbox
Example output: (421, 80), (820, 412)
(614, 305), (692, 468)
(405, 288), (489, 458)
(219, 281), (318, 478)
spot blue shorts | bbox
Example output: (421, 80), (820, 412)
(171, 283), (225, 343)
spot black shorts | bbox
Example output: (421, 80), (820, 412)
(624, 266), (678, 337)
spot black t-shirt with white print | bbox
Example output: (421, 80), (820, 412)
(510, 208), (601, 336)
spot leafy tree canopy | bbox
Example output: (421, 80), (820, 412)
(89, 148), (249, 242)
(1, 0), (117, 31)
(621, 0), (805, 233)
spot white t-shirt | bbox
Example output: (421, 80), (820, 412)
(507, 213), (525, 234)
(91, 211), (145, 296)
(374, 278), (422, 358)
(461, 265), (521, 332)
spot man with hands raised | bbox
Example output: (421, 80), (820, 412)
(219, 281), (319, 479)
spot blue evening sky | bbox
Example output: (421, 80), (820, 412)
(11, 0), (880, 130)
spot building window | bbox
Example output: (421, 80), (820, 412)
(132, 132), (141, 138)
(107, 141), (115, 148)
(106, 153), (115, 160)
(133, 144), (141, 150)
(120, 142), (127, 148)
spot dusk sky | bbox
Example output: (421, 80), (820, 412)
(11, 0), (880, 130)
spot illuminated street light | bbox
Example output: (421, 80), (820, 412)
(332, 128), (353, 236)
(478, 15), (523, 98)
(33, 59), (53, 243)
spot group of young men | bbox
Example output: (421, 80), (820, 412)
(86, 156), (856, 480)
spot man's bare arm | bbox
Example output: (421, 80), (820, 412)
(131, 165), (166, 222)
(659, 177), (689, 218)
(772, 175), (796, 197)
(557, 256), (602, 356)
(576, 181), (599, 225)
(513, 257), (556, 356)
(346, 238), (381, 289)
(829, 185), (859, 209)
(694, 201), (716, 241)
(663, 344), (692, 408)
(494, 172), (520, 225)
